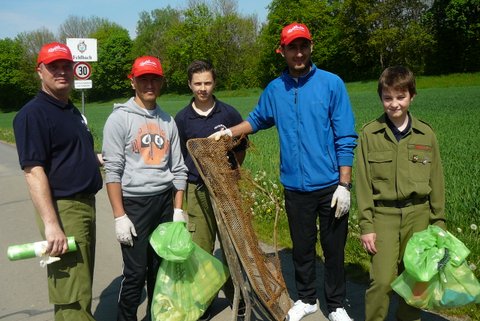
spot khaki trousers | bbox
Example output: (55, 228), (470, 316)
(365, 203), (431, 321)
(37, 195), (96, 321)
(186, 183), (217, 254)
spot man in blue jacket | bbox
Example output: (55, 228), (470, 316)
(211, 22), (357, 321)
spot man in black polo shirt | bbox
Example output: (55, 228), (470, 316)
(175, 60), (248, 320)
(13, 42), (103, 321)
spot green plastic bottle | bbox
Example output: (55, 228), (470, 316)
(7, 237), (77, 261)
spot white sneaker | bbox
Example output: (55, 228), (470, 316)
(286, 300), (318, 321)
(328, 307), (353, 321)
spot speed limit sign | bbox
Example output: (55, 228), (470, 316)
(74, 62), (92, 80)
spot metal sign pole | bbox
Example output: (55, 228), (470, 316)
(81, 90), (85, 115)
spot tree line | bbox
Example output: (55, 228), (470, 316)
(1, 0), (479, 111)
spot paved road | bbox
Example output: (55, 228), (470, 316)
(0, 141), (458, 321)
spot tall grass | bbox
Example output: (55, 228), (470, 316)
(1, 73), (479, 318)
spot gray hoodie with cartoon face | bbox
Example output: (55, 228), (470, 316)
(102, 97), (187, 197)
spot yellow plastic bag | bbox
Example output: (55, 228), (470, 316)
(150, 222), (230, 321)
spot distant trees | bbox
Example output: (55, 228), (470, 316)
(0, 39), (37, 111)
(58, 16), (110, 40)
(424, 0), (480, 74)
(88, 22), (133, 101)
(132, 7), (180, 60)
(1, 0), (479, 111)
(133, 1), (261, 92)
(333, 0), (436, 80)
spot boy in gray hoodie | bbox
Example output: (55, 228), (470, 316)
(102, 56), (188, 321)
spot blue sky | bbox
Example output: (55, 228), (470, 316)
(0, 0), (271, 39)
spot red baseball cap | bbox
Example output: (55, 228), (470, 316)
(37, 42), (73, 66)
(129, 56), (164, 79)
(280, 22), (312, 46)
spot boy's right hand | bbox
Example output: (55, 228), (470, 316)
(361, 233), (377, 254)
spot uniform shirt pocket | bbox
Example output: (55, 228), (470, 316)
(408, 144), (432, 182)
(368, 151), (393, 181)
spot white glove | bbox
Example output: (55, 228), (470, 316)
(115, 214), (137, 246)
(39, 255), (61, 268)
(330, 185), (351, 218)
(34, 240), (61, 267)
(173, 208), (186, 222)
(208, 128), (232, 141)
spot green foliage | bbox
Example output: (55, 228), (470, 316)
(89, 23), (133, 101)
(0, 39), (37, 111)
(132, 7), (181, 59)
(209, 14), (262, 89)
(15, 27), (57, 62)
(162, 3), (215, 93)
(58, 15), (111, 40)
(335, 0), (435, 80)
(153, 1), (262, 93)
(424, 0), (480, 74)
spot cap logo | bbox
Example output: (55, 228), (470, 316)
(47, 45), (69, 54)
(287, 25), (305, 34)
(139, 59), (158, 68)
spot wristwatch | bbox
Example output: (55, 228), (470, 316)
(338, 181), (352, 191)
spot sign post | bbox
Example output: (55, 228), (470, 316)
(73, 62), (92, 115)
(66, 38), (97, 115)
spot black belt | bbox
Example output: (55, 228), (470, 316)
(56, 192), (95, 200)
(375, 196), (428, 208)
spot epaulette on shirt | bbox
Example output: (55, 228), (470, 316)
(360, 116), (385, 133)
(417, 118), (434, 130)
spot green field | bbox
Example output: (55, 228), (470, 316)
(2, 73), (479, 319)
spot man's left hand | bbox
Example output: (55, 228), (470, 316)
(330, 185), (350, 218)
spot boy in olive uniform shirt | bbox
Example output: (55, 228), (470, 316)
(356, 66), (446, 321)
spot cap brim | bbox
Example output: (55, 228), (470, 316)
(283, 36), (312, 46)
(131, 71), (163, 78)
(39, 57), (74, 66)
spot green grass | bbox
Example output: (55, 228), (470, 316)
(2, 73), (479, 319)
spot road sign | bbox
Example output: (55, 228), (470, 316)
(74, 62), (92, 80)
(66, 38), (98, 61)
(74, 80), (92, 89)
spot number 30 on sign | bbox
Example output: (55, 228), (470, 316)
(74, 62), (92, 80)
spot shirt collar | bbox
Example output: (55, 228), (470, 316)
(39, 90), (74, 110)
(187, 95), (220, 119)
(385, 113), (412, 141)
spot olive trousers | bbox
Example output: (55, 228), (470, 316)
(365, 203), (431, 321)
(37, 194), (96, 321)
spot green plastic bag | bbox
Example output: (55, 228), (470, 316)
(150, 222), (230, 321)
(150, 221), (194, 262)
(392, 225), (480, 309)
(403, 225), (470, 282)
(392, 260), (480, 309)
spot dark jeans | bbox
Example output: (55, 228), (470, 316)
(284, 185), (349, 313)
(117, 189), (173, 321)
